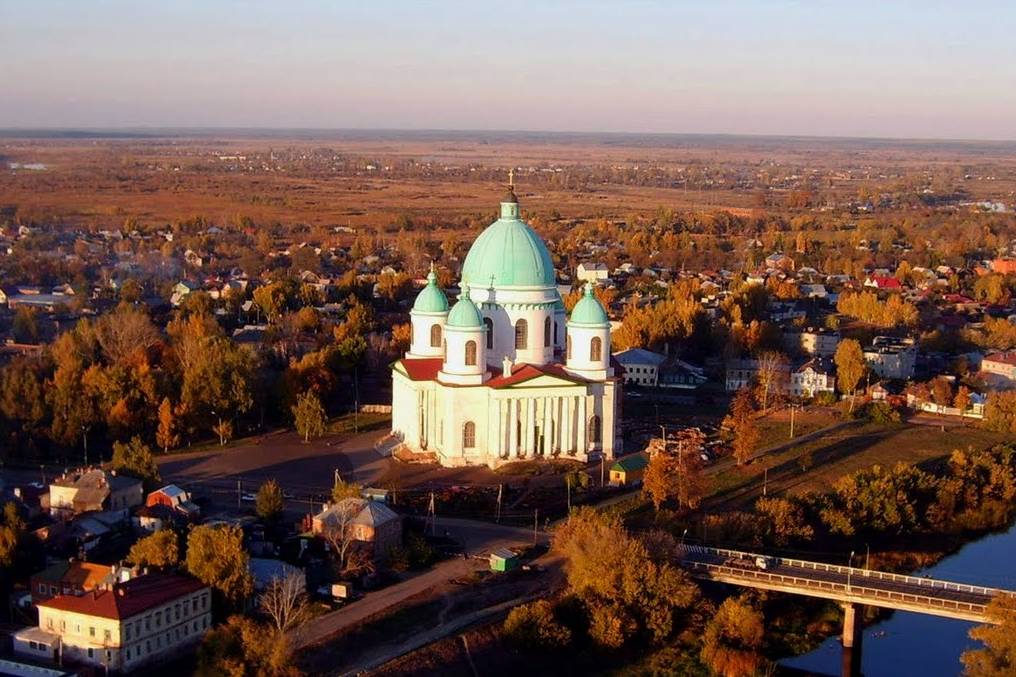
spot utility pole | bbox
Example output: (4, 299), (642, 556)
(82, 426), (88, 467)
(789, 405), (796, 439)
(763, 467), (768, 496)
(495, 484), (502, 523)
(566, 474), (571, 512)
(236, 479), (241, 510)
(600, 455), (605, 487)
(533, 508), (538, 545)
(865, 543), (870, 570)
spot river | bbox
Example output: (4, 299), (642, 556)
(782, 521), (1016, 676)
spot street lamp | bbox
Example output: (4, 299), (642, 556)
(681, 528), (688, 546)
(847, 550), (855, 591)
(865, 543), (870, 571)
(81, 426), (88, 467)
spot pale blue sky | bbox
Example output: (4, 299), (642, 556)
(2, 0), (1014, 139)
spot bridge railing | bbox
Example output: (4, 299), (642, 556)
(679, 544), (1003, 599)
(682, 560), (991, 618)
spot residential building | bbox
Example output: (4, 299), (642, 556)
(390, 187), (620, 467)
(658, 358), (709, 390)
(981, 352), (1016, 389)
(791, 358), (836, 398)
(48, 470), (143, 520)
(783, 327), (840, 357)
(30, 561), (121, 606)
(313, 498), (402, 564)
(613, 348), (666, 387)
(576, 262), (610, 285)
(726, 358), (760, 392)
(863, 336), (917, 380)
(15, 574), (211, 674)
(144, 485), (200, 520)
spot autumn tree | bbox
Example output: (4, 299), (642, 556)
(95, 305), (161, 364)
(962, 593), (1016, 677)
(954, 386), (973, 413)
(11, 307), (39, 344)
(834, 339), (866, 411)
(755, 497), (814, 546)
(196, 615), (302, 677)
(0, 502), (25, 573)
(256, 479), (285, 522)
(292, 390), (326, 443)
(332, 478), (363, 503)
(156, 397), (181, 453)
(128, 529), (180, 569)
(701, 596), (767, 677)
(726, 388), (760, 465)
(643, 429), (706, 510)
(186, 524), (254, 612)
(111, 436), (162, 491)
(984, 392), (1016, 435)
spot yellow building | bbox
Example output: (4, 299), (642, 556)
(609, 453), (649, 486)
(15, 573), (211, 673)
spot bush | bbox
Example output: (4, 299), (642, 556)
(866, 401), (902, 424)
(813, 390), (838, 407)
(504, 600), (572, 651)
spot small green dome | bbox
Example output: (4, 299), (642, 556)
(412, 269), (448, 314)
(569, 283), (609, 326)
(460, 194), (556, 288)
(446, 287), (484, 328)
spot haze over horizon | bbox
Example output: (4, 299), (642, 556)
(3, 0), (1015, 141)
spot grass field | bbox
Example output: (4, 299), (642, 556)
(708, 421), (1011, 509)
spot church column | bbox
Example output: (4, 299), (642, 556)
(577, 394), (587, 455)
(509, 398), (519, 458)
(562, 396), (573, 456)
(543, 397), (553, 456)
(525, 398), (536, 458)
(496, 399), (505, 459)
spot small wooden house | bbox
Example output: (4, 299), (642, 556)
(609, 453), (649, 486)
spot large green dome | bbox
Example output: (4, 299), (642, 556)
(412, 269), (448, 314)
(461, 194), (556, 288)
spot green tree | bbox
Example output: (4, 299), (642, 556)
(128, 529), (180, 569)
(186, 524), (254, 611)
(256, 480), (284, 522)
(503, 600), (572, 651)
(111, 436), (162, 491)
(0, 501), (25, 573)
(11, 306), (39, 344)
(332, 478), (363, 503)
(755, 497), (814, 546)
(963, 594), (1016, 677)
(834, 338), (866, 411)
(292, 390), (326, 443)
(701, 597), (767, 677)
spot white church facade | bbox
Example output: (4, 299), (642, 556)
(390, 185), (621, 468)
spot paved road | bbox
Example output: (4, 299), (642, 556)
(293, 516), (551, 650)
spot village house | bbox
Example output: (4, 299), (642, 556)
(312, 498), (402, 564)
(576, 262), (611, 285)
(614, 348), (666, 387)
(981, 351), (1016, 389)
(791, 358), (836, 398)
(15, 573), (211, 674)
(783, 327), (840, 357)
(609, 453), (649, 486)
(30, 561), (123, 606)
(47, 470), (143, 520)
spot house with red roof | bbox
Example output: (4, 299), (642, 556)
(14, 573), (210, 673)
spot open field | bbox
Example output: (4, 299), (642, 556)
(5, 131), (1016, 236)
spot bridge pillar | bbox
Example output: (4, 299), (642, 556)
(841, 603), (863, 677)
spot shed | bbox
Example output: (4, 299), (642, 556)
(489, 548), (518, 573)
(609, 453), (649, 486)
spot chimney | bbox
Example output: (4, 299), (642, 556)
(502, 356), (513, 378)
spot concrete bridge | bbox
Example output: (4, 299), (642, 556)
(679, 544), (1012, 677)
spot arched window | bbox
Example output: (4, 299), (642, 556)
(566, 335), (572, 360)
(430, 324), (442, 348)
(515, 319), (528, 350)
(465, 340), (477, 366)
(590, 336), (602, 362)
(462, 421), (476, 449)
(544, 316), (551, 347)
(588, 415), (602, 445)
(484, 318), (494, 350)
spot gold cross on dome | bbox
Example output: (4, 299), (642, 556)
(508, 168), (514, 188)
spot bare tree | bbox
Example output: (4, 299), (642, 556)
(320, 501), (360, 573)
(260, 571), (310, 634)
(95, 306), (161, 363)
(755, 351), (789, 413)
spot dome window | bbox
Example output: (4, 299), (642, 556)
(465, 340), (477, 366)
(590, 337), (602, 362)
(515, 319), (528, 350)
(588, 415), (602, 445)
(430, 324), (442, 348)
(463, 421), (476, 449)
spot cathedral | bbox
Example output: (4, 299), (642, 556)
(390, 183), (621, 468)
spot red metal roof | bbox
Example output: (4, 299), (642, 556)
(398, 358), (443, 381)
(38, 573), (207, 620)
(397, 357), (608, 388)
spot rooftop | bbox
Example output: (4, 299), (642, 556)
(37, 573), (207, 620)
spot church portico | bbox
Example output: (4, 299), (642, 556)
(391, 182), (621, 469)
